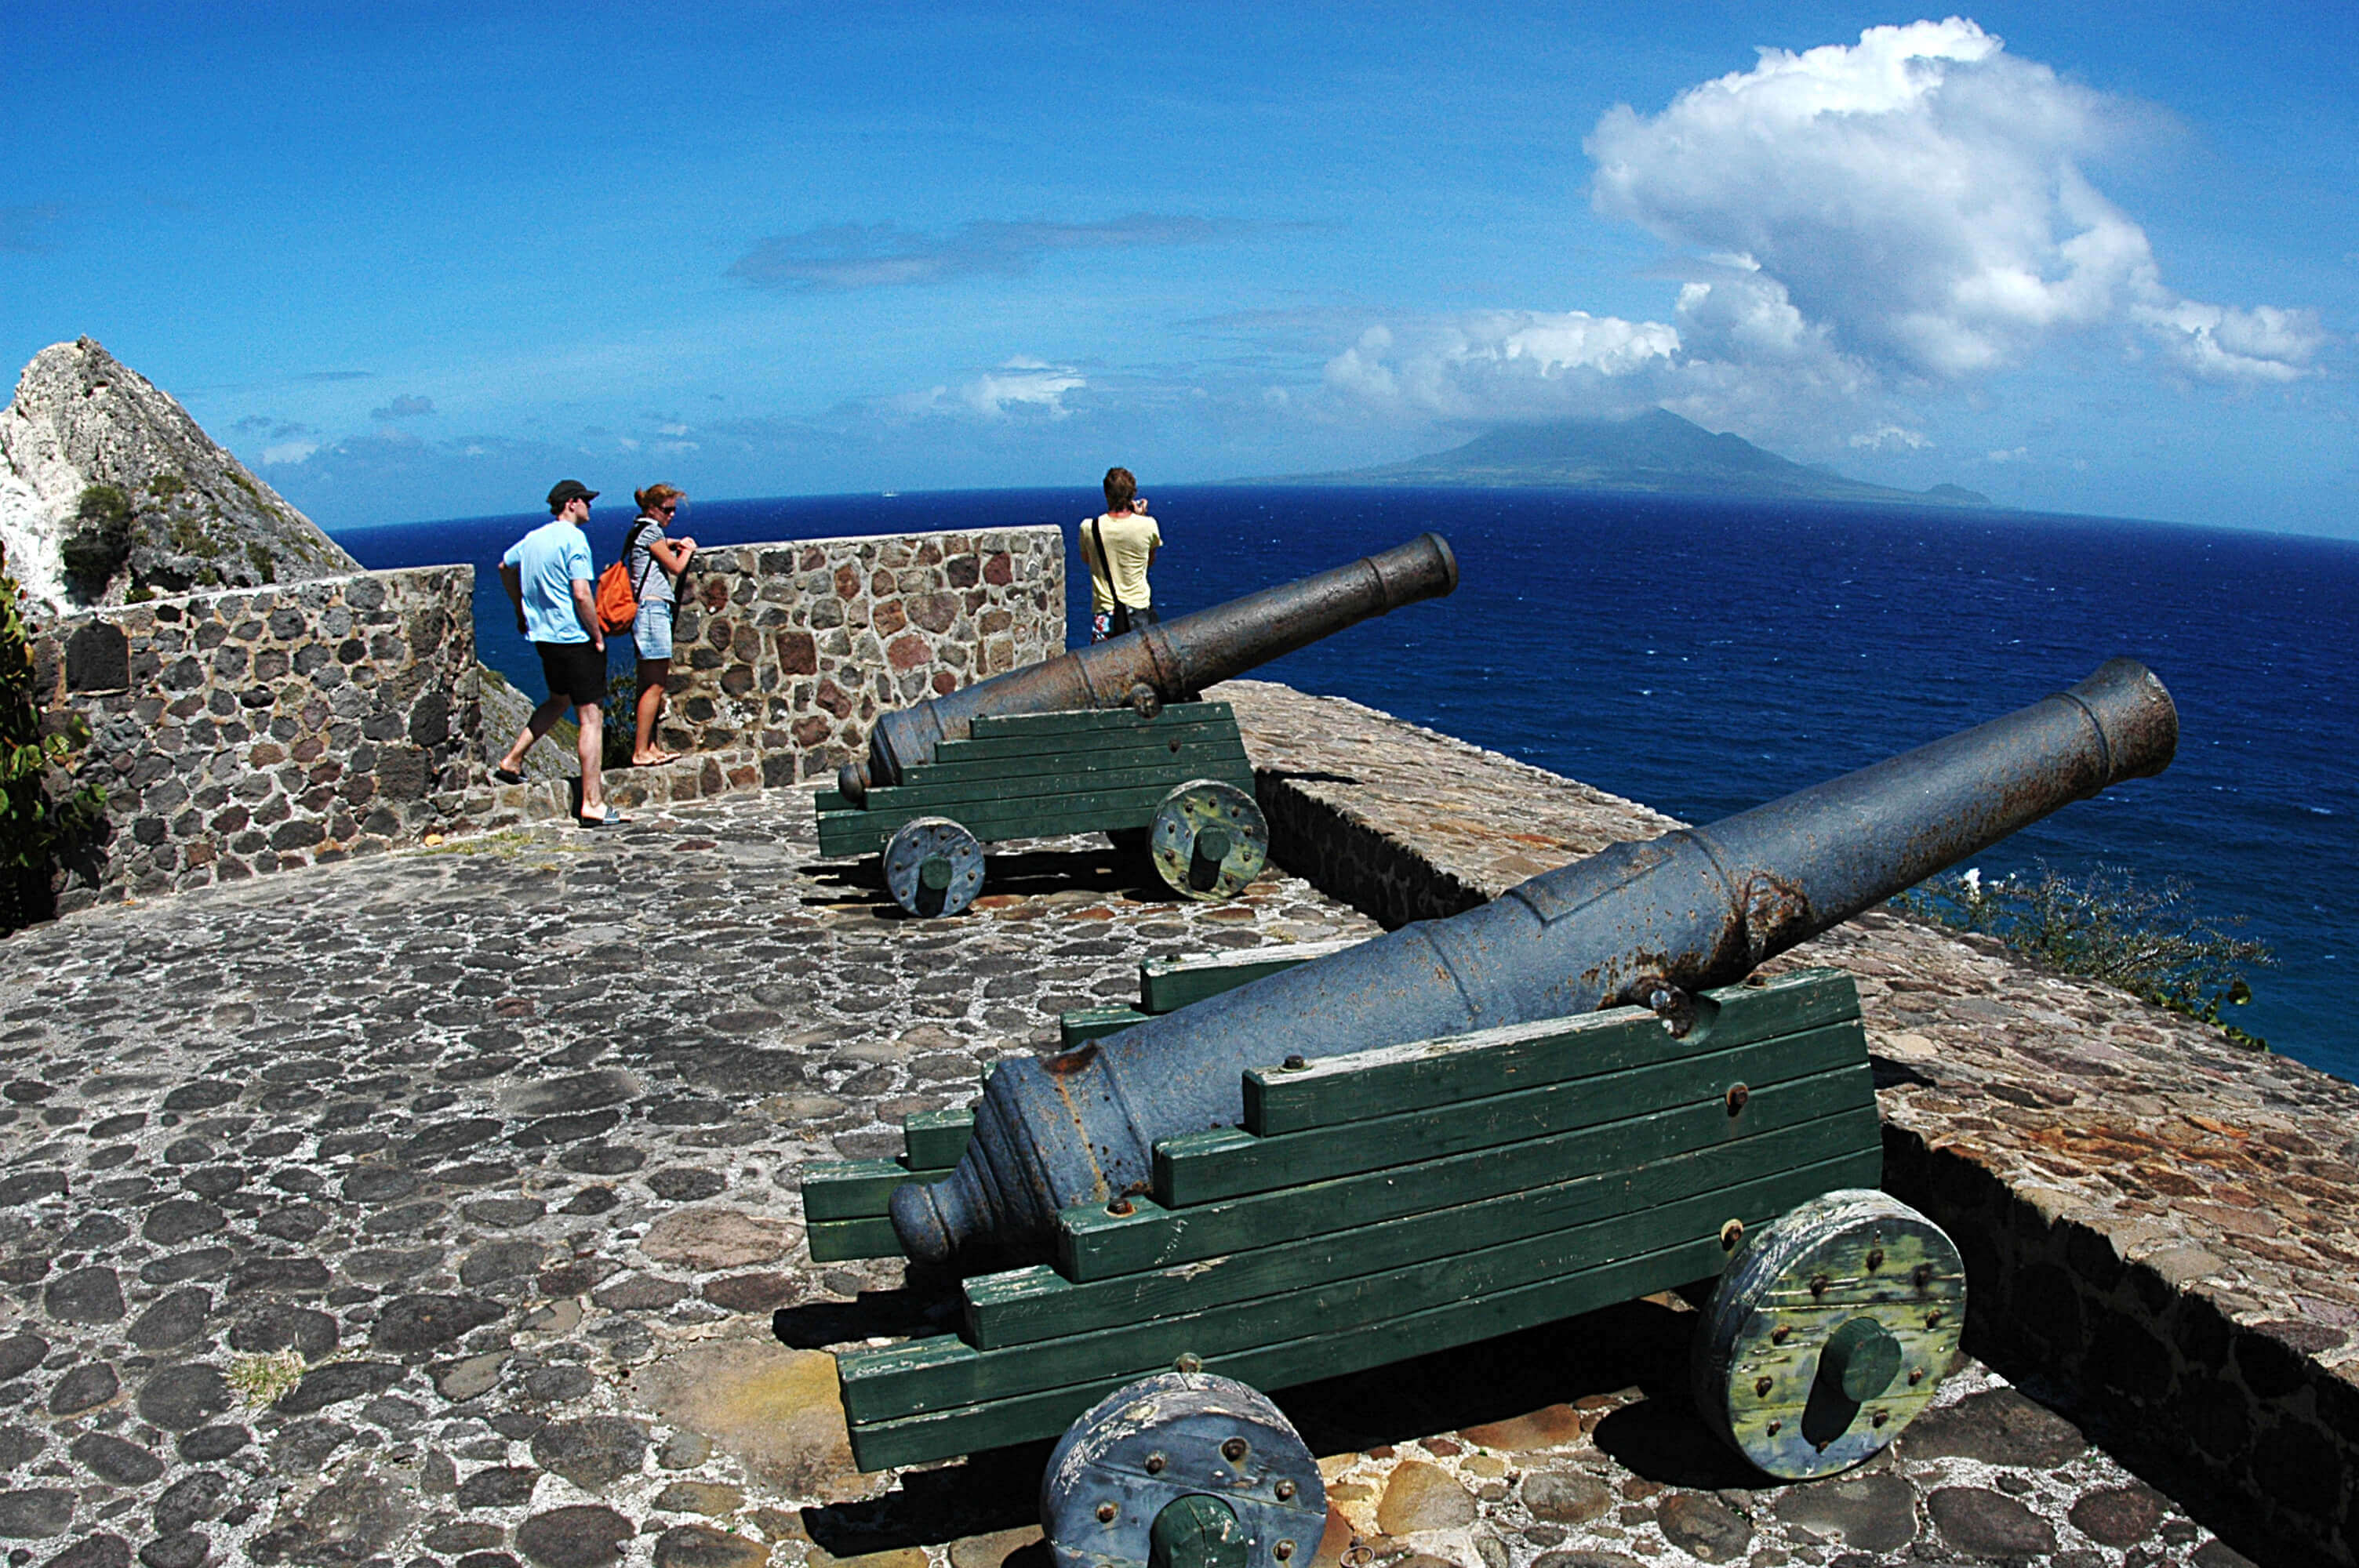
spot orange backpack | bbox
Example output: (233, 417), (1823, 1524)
(594, 521), (652, 634)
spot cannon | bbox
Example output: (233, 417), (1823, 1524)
(893, 656), (2175, 1263)
(794, 658), (2175, 1553)
(814, 533), (1458, 915)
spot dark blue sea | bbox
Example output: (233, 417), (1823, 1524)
(336, 487), (2357, 1082)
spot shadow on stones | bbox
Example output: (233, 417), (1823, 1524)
(1261, 768), (1360, 787)
(799, 1440), (1054, 1554)
(771, 1287), (945, 1349)
(976, 847), (1165, 903)
(797, 844), (1172, 914)
(1868, 1056), (1936, 1091)
(1270, 1298), (1732, 1475)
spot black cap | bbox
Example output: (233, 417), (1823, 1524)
(547, 479), (598, 510)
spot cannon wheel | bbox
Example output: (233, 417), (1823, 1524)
(881, 816), (987, 917)
(1149, 780), (1269, 902)
(1041, 1370), (1328, 1568)
(1691, 1189), (1966, 1480)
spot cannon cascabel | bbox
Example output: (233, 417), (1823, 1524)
(890, 658), (2177, 1269)
(837, 532), (1458, 799)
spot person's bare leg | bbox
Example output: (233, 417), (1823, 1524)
(497, 697), (569, 775)
(576, 702), (605, 815)
(634, 658), (674, 764)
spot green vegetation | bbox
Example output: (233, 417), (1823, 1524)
(60, 484), (135, 594)
(1, 546), (106, 931)
(227, 1348), (305, 1406)
(602, 669), (639, 769)
(169, 513), (227, 557)
(245, 540), (278, 583)
(1898, 862), (2274, 1048)
(144, 472), (184, 499)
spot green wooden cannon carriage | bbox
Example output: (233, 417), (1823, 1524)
(813, 700), (1268, 917)
(800, 946), (1966, 1567)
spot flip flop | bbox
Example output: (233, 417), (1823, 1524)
(574, 808), (626, 829)
(491, 766), (525, 784)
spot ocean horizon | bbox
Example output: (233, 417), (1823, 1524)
(336, 484), (2357, 1083)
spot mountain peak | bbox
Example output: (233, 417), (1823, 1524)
(0, 338), (359, 614)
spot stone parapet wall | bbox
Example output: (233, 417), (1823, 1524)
(30, 568), (482, 912)
(653, 526), (1062, 779)
(1219, 676), (2359, 1567)
(14, 526), (1067, 915)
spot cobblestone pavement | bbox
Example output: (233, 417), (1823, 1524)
(1, 788), (2256, 1568)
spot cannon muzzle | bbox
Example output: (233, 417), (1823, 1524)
(838, 532), (1458, 798)
(892, 658), (2177, 1267)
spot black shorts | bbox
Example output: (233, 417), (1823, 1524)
(536, 640), (606, 707)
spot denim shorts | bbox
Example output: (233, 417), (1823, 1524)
(634, 597), (674, 661)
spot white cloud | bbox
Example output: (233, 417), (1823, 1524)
(1321, 312), (1680, 420)
(261, 441), (318, 465)
(887, 358), (1089, 421)
(963, 358), (1085, 418)
(1587, 18), (2325, 384)
(1986, 446), (2030, 463)
(1851, 424), (1932, 450)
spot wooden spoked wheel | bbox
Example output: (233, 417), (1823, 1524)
(1149, 781), (1269, 902)
(1691, 1189), (1966, 1479)
(881, 816), (986, 917)
(1040, 1371), (1327, 1568)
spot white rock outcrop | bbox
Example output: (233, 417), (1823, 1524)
(0, 336), (359, 615)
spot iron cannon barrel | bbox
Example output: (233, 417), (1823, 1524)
(892, 657), (2178, 1269)
(847, 532), (1458, 793)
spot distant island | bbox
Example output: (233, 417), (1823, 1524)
(1245, 408), (1990, 506)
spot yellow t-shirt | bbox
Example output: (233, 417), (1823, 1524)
(1081, 512), (1161, 613)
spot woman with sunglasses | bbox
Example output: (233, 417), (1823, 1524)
(625, 484), (698, 765)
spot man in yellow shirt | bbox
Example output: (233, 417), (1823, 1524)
(1079, 466), (1161, 641)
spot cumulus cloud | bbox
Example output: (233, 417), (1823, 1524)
(1586, 18), (2324, 384)
(1320, 312), (1681, 420)
(729, 214), (1249, 292)
(261, 441), (319, 466)
(889, 358), (1089, 420)
(369, 394), (435, 421)
(1851, 424), (1932, 450)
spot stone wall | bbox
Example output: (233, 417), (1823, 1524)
(28, 567), (482, 911)
(1221, 677), (2359, 1568)
(651, 527), (1063, 781)
(16, 527), (1068, 911)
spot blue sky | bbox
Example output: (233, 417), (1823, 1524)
(3, 2), (2353, 534)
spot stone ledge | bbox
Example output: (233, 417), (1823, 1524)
(1219, 677), (2359, 1567)
(481, 750), (773, 823)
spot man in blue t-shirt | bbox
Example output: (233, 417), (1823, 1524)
(490, 480), (618, 826)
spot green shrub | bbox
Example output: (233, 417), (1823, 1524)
(60, 485), (135, 594)
(602, 669), (638, 770)
(1896, 862), (2274, 1048)
(245, 540), (277, 583)
(0, 546), (107, 931)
